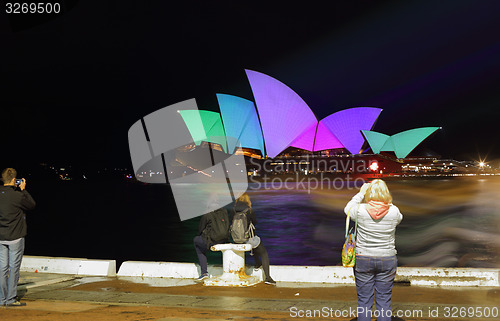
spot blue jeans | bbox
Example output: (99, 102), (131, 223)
(0, 238), (25, 305)
(354, 255), (397, 321)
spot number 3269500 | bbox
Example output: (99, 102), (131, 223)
(6, 2), (61, 14)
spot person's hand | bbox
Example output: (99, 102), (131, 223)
(359, 182), (370, 195)
(19, 178), (26, 191)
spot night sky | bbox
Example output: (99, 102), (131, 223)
(2, 0), (500, 170)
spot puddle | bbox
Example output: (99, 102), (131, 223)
(69, 276), (112, 287)
(277, 282), (356, 288)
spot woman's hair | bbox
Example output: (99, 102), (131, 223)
(364, 179), (392, 203)
(236, 193), (252, 208)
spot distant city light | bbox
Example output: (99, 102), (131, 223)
(369, 161), (379, 172)
(479, 162), (485, 168)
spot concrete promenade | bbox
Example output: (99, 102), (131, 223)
(3, 269), (499, 321)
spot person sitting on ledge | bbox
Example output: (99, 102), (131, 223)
(193, 194), (230, 281)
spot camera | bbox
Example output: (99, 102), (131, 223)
(15, 179), (23, 186)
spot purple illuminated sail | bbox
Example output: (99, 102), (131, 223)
(245, 69), (318, 158)
(321, 107), (382, 154)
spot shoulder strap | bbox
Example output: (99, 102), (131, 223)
(345, 208), (357, 239)
(248, 222), (255, 238)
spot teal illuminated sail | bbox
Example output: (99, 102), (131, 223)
(390, 127), (440, 159)
(361, 130), (390, 154)
(362, 127), (440, 158)
(179, 110), (227, 153)
(216, 94), (265, 155)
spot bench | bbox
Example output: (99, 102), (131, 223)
(203, 243), (260, 286)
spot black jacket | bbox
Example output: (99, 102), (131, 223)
(198, 208), (229, 247)
(0, 185), (36, 241)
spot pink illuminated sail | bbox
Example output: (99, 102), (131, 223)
(313, 121), (344, 151)
(290, 123), (317, 151)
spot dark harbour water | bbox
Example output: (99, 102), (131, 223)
(24, 177), (500, 269)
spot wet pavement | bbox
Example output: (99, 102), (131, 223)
(4, 272), (500, 320)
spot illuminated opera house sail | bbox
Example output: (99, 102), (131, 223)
(178, 69), (440, 160)
(361, 127), (441, 159)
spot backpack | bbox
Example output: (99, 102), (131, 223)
(205, 210), (230, 244)
(231, 207), (254, 243)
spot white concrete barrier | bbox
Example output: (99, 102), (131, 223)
(396, 267), (500, 287)
(271, 266), (500, 286)
(117, 262), (499, 287)
(21, 256), (116, 277)
(117, 261), (199, 278)
(22, 257), (483, 287)
(271, 265), (355, 284)
(117, 261), (261, 281)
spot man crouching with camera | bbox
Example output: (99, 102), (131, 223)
(0, 168), (36, 307)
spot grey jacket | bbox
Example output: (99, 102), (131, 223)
(344, 192), (403, 257)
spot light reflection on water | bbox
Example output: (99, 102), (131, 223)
(25, 177), (500, 269)
(245, 177), (500, 268)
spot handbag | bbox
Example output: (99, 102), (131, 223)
(342, 209), (357, 267)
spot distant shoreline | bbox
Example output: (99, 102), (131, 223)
(246, 172), (500, 183)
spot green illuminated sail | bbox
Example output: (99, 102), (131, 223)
(179, 110), (227, 153)
(390, 127), (440, 158)
(361, 130), (390, 154)
(362, 127), (440, 158)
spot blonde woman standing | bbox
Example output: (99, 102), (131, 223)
(344, 179), (403, 321)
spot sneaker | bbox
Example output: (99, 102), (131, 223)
(6, 301), (26, 307)
(264, 278), (276, 285)
(195, 273), (209, 282)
